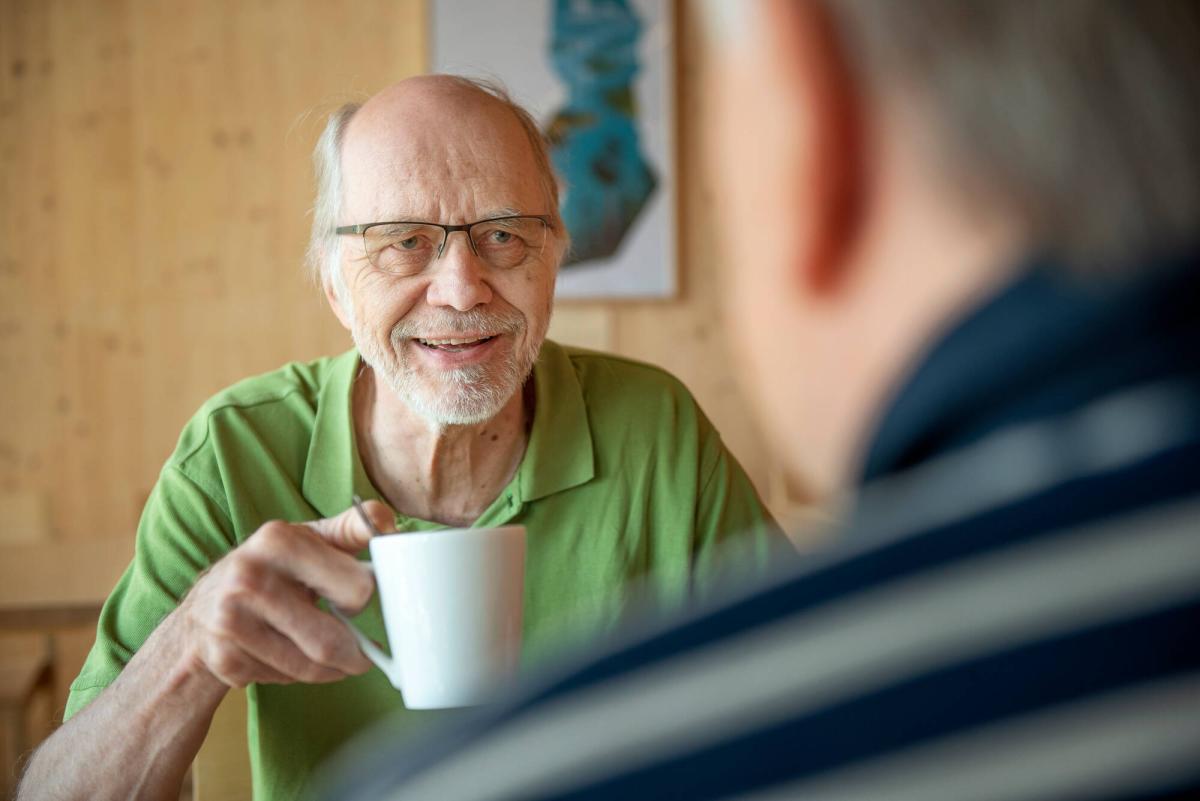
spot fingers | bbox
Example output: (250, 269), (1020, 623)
(247, 520), (375, 613)
(202, 638), (295, 689)
(201, 626), (360, 689)
(181, 522), (381, 688)
(180, 505), (396, 689)
(363, 499), (397, 535)
(187, 560), (372, 686)
(305, 500), (396, 553)
(226, 618), (358, 686)
(252, 573), (373, 676)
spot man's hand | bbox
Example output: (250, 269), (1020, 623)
(15, 500), (396, 801)
(177, 500), (395, 687)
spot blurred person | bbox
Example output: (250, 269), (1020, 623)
(314, 1), (1200, 799)
(16, 76), (778, 801)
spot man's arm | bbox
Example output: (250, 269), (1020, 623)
(690, 421), (787, 594)
(16, 504), (391, 801)
(18, 603), (228, 801)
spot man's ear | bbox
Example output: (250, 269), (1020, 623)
(761, 0), (866, 295)
(323, 267), (353, 332)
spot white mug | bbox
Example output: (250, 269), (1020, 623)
(332, 525), (526, 709)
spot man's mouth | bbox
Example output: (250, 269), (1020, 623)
(414, 335), (497, 352)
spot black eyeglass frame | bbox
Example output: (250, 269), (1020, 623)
(334, 214), (555, 264)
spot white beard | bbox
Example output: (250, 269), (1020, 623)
(353, 306), (545, 428)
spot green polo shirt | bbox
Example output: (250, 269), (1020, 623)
(65, 340), (777, 800)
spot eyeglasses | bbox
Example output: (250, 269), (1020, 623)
(334, 215), (553, 276)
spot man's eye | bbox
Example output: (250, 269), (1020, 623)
(490, 231), (514, 244)
(396, 237), (421, 250)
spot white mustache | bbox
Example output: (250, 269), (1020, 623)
(391, 308), (524, 340)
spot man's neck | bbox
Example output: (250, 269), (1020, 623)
(803, 102), (1027, 498)
(352, 366), (531, 527)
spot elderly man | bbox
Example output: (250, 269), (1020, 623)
(17, 77), (777, 800)
(315, 1), (1200, 799)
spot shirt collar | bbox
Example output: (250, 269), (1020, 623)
(517, 339), (596, 504)
(859, 252), (1200, 483)
(301, 340), (595, 521)
(302, 349), (365, 520)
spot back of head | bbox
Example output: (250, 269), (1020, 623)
(831, 0), (1200, 272)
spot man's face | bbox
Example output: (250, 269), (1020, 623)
(334, 89), (558, 426)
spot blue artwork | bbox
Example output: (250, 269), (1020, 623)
(545, 0), (658, 267)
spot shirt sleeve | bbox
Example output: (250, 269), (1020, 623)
(689, 415), (787, 598)
(64, 463), (236, 720)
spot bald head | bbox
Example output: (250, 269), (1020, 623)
(348, 75), (532, 153)
(341, 77), (550, 225)
(307, 75), (563, 289)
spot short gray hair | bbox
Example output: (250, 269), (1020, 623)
(306, 101), (359, 295)
(831, 0), (1200, 271)
(305, 77), (566, 291)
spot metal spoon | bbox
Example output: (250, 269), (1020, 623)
(352, 494), (385, 538)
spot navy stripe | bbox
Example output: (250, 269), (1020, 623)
(1120, 783), (1200, 801)
(547, 600), (1200, 801)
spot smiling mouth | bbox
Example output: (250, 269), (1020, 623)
(414, 335), (498, 352)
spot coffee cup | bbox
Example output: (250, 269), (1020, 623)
(332, 525), (526, 709)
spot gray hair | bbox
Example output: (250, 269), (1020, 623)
(305, 77), (566, 293)
(830, 0), (1200, 271)
(306, 102), (359, 298)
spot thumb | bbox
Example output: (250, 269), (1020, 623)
(306, 500), (396, 553)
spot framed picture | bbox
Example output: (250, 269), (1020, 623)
(432, 0), (677, 300)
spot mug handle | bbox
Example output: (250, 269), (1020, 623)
(329, 564), (402, 689)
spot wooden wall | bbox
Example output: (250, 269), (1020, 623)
(0, 0), (781, 556)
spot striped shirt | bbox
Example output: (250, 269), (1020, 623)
(317, 259), (1200, 801)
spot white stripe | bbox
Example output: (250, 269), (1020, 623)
(383, 498), (1200, 801)
(779, 379), (1195, 587)
(841, 379), (1195, 551)
(738, 673), (1200, 801)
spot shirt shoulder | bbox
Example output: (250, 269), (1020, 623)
(557, 343), (707, 422)
(545, 342), (726, 487)
(168, 350), (354, 480)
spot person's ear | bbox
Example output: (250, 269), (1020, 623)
(323, 266), (353, 332)
(760, 0), (866, 295)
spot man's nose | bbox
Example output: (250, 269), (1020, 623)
(424, 234), (493, 311)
